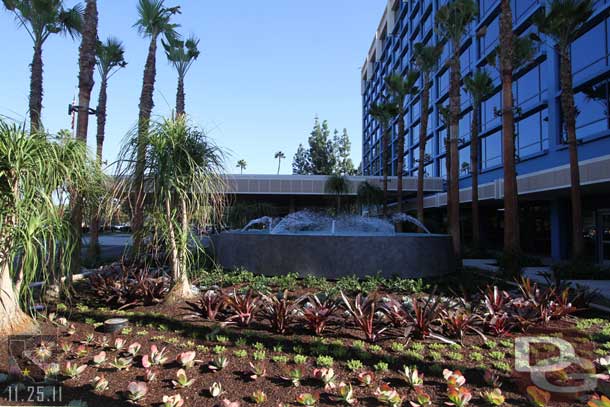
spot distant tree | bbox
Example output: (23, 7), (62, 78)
(308, 117), (336, 175)
(2, 0), (83, 134)
(163, 34), (200, 116)
(385, 71), (419, 215)
(413, 42), (443, 228)
(292, 143), (310, 174)
(357, 181), (383, 214)
(88, 37), (127, 258)
(370, 102), (398, 216)
(325, 174), (350, 213)
(463, 71), (493, 250)
(274, 151), (285, 174)
(333, 128), (356, 175)
(236, 159), (247, 174)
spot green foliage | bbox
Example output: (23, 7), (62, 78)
(252, 350), (266, 361)
(302, 275), (331, 291)
(346, 359), (364, 372)
(493, 361), (512, 373)
(162, 35), (200, 79)
(233, 349), (247, 358)
(390, 342), (406, 353)
(374, 360), (389, 372)
(489, 351), (505, 360)
(428, 351), (442, 361)
(446, 351), (463, 361)
(316, 355), (334, 368)
(272, 355), (289, 364)
(293, 354), (308, 365)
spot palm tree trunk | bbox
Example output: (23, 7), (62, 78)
(417, 76), (431, 228)
(70, 0), (98, 279)
(166, 198), (193, 303)
(449, 42), (462, 260)
(88, 75), (108, 259)
(445, 137), (452, 234)
(470, 105), (481, 250)
(0, 261), (36, 336)
(29, 40), (44, 134)
(500, 0), (520, 273)
(176, 75), (185, 116)
(560, 48), (584, 258)
(277, 158), (281, 174)
(396, 108), (406, 216)
(133, 35), (159, 254)
(382, 126), (389, 216)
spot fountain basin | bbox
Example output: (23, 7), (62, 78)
(211, 231), (455, 279)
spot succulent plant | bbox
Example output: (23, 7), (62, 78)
(34, 342), (53, 361)
(281, 367), (303, 387)
(356, 371), (375, 387)
(172, 369), (194, 389)
(313, 367), (336, 390)
(220, 399), (241, 407)
(126, 381), (148, 402)
(149, 345), (168, 365)
(401, 365), (424, 389)
(63, 361), (87, 378)
(443, 369), (466, 389)
(526, 386), (551, 407)
(481, 388), (505, 406)
(336, 382), (357, 405)
(75, 345), (88, 358)
(209, 355), (229, 371)
(92, 375), (109, 392)
(251, 390), (267, 404)
(409, 388), (433, 407)
(110, 357), (133, 371)
(127, 342), (142, 357)
(60, 342), (73, 354)
(446, 387), (472, 407)
(114, 338), (126, 351)
(248, 362), (267, 380)
(209, 382), (224, 397)
(92, 351), (107, 366)
(176, 351), (197, 368)
(296, 393), (318, 406)
(162, 394), (184, 407)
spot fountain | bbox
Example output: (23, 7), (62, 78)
(213, 210), (454, 279)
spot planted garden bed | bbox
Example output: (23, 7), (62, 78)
(1, 270), (610, 407)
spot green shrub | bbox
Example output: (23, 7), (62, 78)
(346, 359), (364, 372)
(252, 350), (266, 361)
(469, 352), (484, 362)
(272, 355), (289, 364)
(374, 361), (389, 372)
(294, 354), (308, 365)
(316, 355), (334, 368)
(233, 349), (247, 358)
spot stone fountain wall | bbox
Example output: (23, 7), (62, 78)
(210, 232), (455, 279)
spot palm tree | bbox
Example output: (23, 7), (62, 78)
(369, 102), (398, 216)
(236, 159), (247, 174)
(438, 103), (452, 234)
(88, 37), (127, 259)
(325, 174), (350, 214)
(163, 35), (200, 116)
(413, 43), (443, 227)
(113, 116), (226, 302)
(0, 121), (101, 335)
(463, 71), (493, 250)
(2, 0), (83, 134)
(132, 0), (181, 254)
(435, 0), (478, 261)
(385, 71), (419, 216)
(274, 151), (285, 174)
(69, 0), (97, 280)
(357, 181), (383, 214)
(533, 0), (595, 259)
(487, 30), (536, 274)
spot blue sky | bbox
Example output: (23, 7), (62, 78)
(0, 1), (383, 174)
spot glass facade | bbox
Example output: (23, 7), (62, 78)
(361, 0), (610, 185)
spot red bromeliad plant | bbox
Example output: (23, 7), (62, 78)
(441, 309), (486, 343)
(380, 297), (409, 327)
(481, 285), (512, 317)
(300, 293), (339, 336)
(259, 290), (302, 334)
(186, 289), (224, 321)
(340, 292), (388, 343)
(223, 288), (260, 326)
(406, 293), (448, 342)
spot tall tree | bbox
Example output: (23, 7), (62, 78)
(2, 0), (83, 134)
(438, 104), (452, 234)
(435, 0), (478, 261)
(370, 102), (397, 216)
(385, 71), (419, 215)
(69, 0), (97, 280)
(274, 151), (285, 174)
(236, 159), (247, 174)
(163, 35), (200, 116)
(413, 43), (443, 227)
(533, 0), (595, 259)
(333, 128), (356, 175)
(88, 37), (127, 258)
(292, 143), (311, 174)
(487, 31), (536, 274)
(463, 71), (493, 250)
(308, 117), (336, 175)
(325, 174), (350, 214)
(132, 0), (180, 254)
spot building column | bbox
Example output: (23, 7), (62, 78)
(550, 199), (570, 261)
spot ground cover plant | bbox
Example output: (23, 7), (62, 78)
(2, 269), (610, 406)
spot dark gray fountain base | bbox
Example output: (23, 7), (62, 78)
(211, 232), (455, 279)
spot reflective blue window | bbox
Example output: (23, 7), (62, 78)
(482, 130), (502, 169)
(571, 79), (610, 139)
(517, 110), (548, 157)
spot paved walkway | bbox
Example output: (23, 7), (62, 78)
(463, 259), (610, 300)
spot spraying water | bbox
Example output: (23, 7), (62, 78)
(241, 210), (431, 235)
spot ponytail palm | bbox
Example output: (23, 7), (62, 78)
(463, 71), (493, 249)
(2, 0), (83, 134)
(163, 35), (200, 116)
(435, 0), (477, 260)
(132, 0), (181, 254)
(113, 116), (226, 302)
(533, 0), (595, 258)
(413, 43), (443, 227)
(385, 71), (419, 215)
(0, 121), (101, 335)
